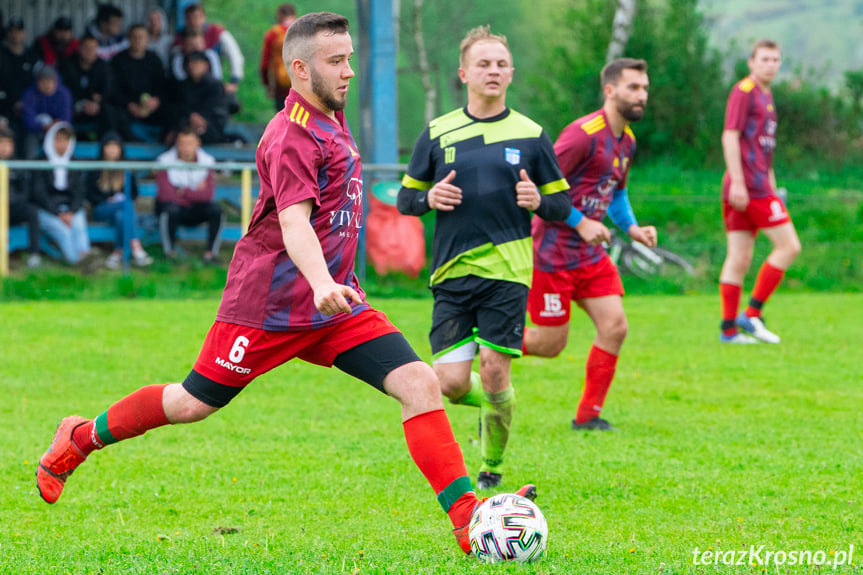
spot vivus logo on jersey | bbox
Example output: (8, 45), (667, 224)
(329, 177), (364, 238)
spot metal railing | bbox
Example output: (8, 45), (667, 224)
(0, 160), (409, 278)
(0, 160), (257, 276)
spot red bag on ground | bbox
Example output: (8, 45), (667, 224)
(365, 182), (426, 278)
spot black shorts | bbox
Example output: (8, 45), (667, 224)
(429, 276), (528, 359)
(183, 331), (421, 408)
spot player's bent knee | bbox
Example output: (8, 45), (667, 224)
(387, 361), (442, 409)
(163, 382), (220, 424)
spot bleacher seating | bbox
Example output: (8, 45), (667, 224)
(6, 142), (258, 260)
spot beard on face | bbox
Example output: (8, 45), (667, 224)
(618, 100), (645, 122)
(311, 67), (347, 112)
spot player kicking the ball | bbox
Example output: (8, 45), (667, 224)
(718, 40), (800, 344)
(523, 58), (656, 431)
(35, 12), (533, 554)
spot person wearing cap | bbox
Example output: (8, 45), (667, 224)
(0, 18), (38, 140)
(173, 50), (229, 144)
(33, 16), (79, 67)
(85, 131), (153, 269)
(20, 64), (72, 157)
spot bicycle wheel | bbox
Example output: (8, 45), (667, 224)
(622, 244), (695, 279)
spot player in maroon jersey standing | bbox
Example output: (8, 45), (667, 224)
(718, 40), (800, 344)
(35, 12), (532, 554)
(523, 58), (656, 431)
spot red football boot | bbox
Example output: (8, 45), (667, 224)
(36, 416), (90, 504)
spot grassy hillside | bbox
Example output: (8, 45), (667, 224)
(701, 0), (863, 85)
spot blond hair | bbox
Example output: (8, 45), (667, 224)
(750, 39), (780, 59)
(459, 25), (510, 67)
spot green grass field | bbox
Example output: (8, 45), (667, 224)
(2, 294), (862, 574)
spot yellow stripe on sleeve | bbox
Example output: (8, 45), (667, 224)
(538, 178), (569, 195)
(401, 174), (433, 191)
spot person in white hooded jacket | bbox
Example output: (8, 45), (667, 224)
(31, 122), (96, 266)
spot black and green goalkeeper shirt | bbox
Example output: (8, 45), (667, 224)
(397, 107), (570, 287)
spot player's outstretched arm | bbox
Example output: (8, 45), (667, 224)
(278, 200), (362, 316)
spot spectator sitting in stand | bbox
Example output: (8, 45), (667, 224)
(31, 122), (98, 267)
(86, 131), (153, 269)
(174, 51), (228, 144)
(169, 28), (221, 84)
(110, 24), (166, 142)
(0, 18), (38, 145)
(0, 126), (41, 267)
(86, 3), (127, 61)
(175, 4), (243, 114)
(147, 7), (173, 70)
(32, 16), (78, 68)
(21, 65), (72, 158)
(59, 34), (114, 139)
(155, 127), (222, 263)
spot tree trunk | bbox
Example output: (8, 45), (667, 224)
(606, 0), (637, 64)
(413, 0), (437, 123)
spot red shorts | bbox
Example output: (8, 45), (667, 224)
(723, 194), (791, 234)
(192, 309), (400, 388)
(527, 256), (624, 326)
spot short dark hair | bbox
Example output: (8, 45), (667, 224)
(184, 4), (203, 16)
(177, 126), (200, 140)
(55, 126), (75, 139)
(79, 33), (99, 44)
(96, 3), (123, 23)
(0, 126), (15, 141)
(127, 23), (146, 38)
(182, 27), (204, 39)
(601, 58), (648, 87)
(750, 39), (780, 58)
(282, 11), (349, 72)
(278, 3), (297, 19)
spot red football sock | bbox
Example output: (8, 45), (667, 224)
(720, 282), (742, 336)
(72, 384), (171, 456)
(403, 409), (477, 528)
(575, 345), (618, 424)
(745, 262), (785, 317)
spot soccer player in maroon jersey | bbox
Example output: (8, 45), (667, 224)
(719, 40), (801, 344)
(35, 12), (532, 554)
(523, 58), (657, 431)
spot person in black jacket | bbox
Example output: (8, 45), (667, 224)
(0, 19), (38, 147)
(0, 126), (41, 267)
(31, 122), (96, 266)
(174, 50), (228, 144)
(85, 131), (153, 269)
(110, 25), (166, 141)
(59, 34), (116, 139)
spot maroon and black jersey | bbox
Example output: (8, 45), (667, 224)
(533, 109), (636, 271)
(217, 89), (368, 331)
(722, 76), (777, 200)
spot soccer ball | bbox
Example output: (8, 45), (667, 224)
(468, 493), (548, 563)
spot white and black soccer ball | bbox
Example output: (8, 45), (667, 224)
(468, 493), (548, 563)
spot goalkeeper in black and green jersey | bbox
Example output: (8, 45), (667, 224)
(398, 25), (572, 490)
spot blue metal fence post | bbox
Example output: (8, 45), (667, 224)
(356, 0), (398, 282)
